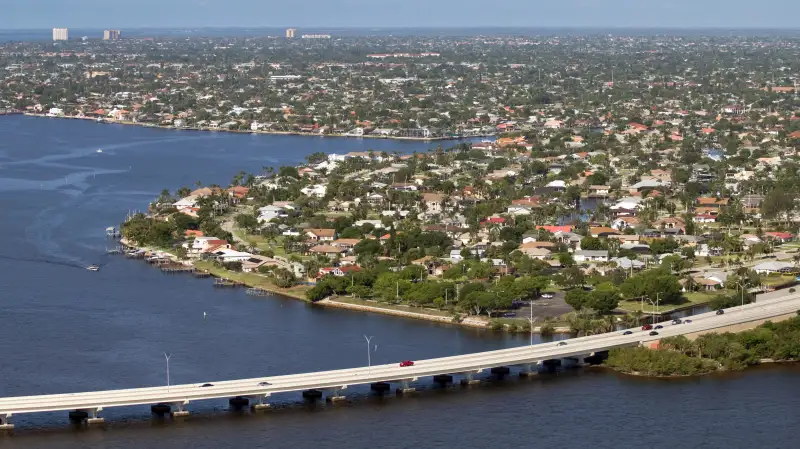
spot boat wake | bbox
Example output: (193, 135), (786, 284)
(0, 253), (89, 270)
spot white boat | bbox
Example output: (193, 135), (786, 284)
(86, 265), (100, 271)
(97, 149), (103, 153)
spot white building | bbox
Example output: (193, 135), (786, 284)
(573, 250), (609, 263)
(53, 28), (69, 41)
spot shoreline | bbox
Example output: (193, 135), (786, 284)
(604, 358), (798, 379)
(118, 239), (508, 329)
(16, 113), (494, 142)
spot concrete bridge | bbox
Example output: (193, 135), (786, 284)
(1, 293), (798, 430)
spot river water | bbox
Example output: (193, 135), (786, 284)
(0, 116), (797, 448)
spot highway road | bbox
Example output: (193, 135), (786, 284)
(1, 292), (798, 427)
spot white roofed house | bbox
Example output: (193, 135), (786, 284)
(752, 261), (793, 275)
(573, 250), (609, 263)
(611, 197), (643, 216)
(300, 184), (327, 198)
(210, 248), (253, 263)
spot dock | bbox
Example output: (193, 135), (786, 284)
(161, 265), (195, 274)
(213, 278), (244, 288)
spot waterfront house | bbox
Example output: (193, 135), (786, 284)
(186, 237), (230, 255)
(210, 248), (253, 263)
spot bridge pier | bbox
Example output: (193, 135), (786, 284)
(395, 378), (416, 395)
(171, 401), (190, 418)
(490, 366), (511, 379)
(0, 414), (13, 431)
(519, 363), (538, 378)
(433, 374), (453, 387)
(228, 396), (249, 410)
(302, 389), (323, 402)
(561, 356), (587, 369)
(250, 394), (272, 411)
(370, 382), (391, 395)
(459, 371), (481, 386)
(326, 386), (347, 404)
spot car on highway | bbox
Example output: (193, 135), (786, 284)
(200, 383), (214, 387)
(672, 319), (682, 325)
(649, 331), (659, 336)
(503, 312), (516, 317)
(541, 293), (554, 299)
(623, 330), (633, 335)
(399, 360), (415, 367)
(257, 381), (272, 386)
(716, 309), (725, 315)
(655, 325), (663, 329)
(556, 341), (568, 346)
(642, 324), (653, 331)
(684, 319), (693, 324)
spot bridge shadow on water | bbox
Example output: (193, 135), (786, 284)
(3, 367), (599, 441)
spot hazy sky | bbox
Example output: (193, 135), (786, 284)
(2, 0), (799, 29)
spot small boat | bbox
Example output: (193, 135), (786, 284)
(86, 265), (100, 271)
(97, 149), (103, 153)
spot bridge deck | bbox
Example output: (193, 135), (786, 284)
(0, 294), (798, 418)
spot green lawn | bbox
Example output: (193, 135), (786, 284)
(762, 275), (797, 288)
(617, 291), (722, 314)
(194, 260), (310, 301)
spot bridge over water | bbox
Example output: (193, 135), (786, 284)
(1, 293), (798, 430)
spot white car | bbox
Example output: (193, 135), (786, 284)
(541, 293), (554, 299)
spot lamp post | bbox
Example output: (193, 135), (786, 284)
(364, 335), (374, 370)
(646, 293), (660, 324)
(524, 295), (539, 346)
(164, 352), (171, 391)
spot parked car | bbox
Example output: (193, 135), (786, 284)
(399, 360), (414, 367)
(716, 309), (725, 315)
(541, 293), (554, 299)
(623, 330), (633, 335)
(654, 325), (663, 329)
(642, 324), (653, 331)
(649, 331), (659, 336)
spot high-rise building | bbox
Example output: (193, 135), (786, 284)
(285, 28), (296, 39)
(103, 30), (121, 40)
(52, 28), (69, 41)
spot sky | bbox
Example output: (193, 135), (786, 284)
(2, 0), (799, 30)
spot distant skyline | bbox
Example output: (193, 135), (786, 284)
(3, 0), (800, 29)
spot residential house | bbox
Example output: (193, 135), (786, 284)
(305, 228), (336, 242)
(210, 248), (253, 263)
(752, 261), (794, 275)
(574, 250), (609, 263)
(422, 193), (447, 214)
(588, 185), (611, 197)
(589, 226), (621, 238)
(309, 244), (346, 259)
(331, 238), (362, 252)
(612, 216), (641, 231)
